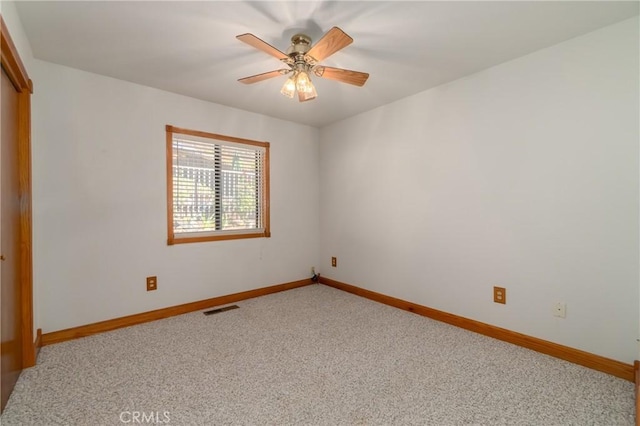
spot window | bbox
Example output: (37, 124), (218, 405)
(166, 125), (270, 244)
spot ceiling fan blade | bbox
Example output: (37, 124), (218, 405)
(314, 66), (369, 87)
(238, 69), (289, 84)
(306, 27), (353, 62)
(236, 33), (288, 60)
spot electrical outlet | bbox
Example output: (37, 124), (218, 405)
(493, 286), (506, 304)
(311, 266), (320, 283)
(331, 257), (337, 267)
(146, 276), (157, 291)
(553, 302), (566, 318)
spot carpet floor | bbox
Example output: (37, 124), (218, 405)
(1, 284), (634, 425)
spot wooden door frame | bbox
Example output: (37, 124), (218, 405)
(1, 16), (35, 368)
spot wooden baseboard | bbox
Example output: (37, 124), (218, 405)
(33, 328), (42, 361)
(635, 361), (639, 425)
(42, 279), (312, 346)
(320, 276), (634, 382)
(22, 328), (42, 369)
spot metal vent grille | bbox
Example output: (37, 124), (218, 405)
(203, 305), (240, 316)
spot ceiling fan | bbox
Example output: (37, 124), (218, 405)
(236, 27), (369, 102)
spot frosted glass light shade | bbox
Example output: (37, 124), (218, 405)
(295, 71), (313, 94)
(280, 76), (296, 98)
(298, 81), (317, 101)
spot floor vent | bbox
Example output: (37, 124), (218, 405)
(203, 305), (239, 316)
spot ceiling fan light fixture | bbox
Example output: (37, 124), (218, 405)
(280, 70), (317, 101)
(295, 70), (314, 94)
(299, 86), (317, 102)
(294, 70), (317, 101)
(280, 75), (296, 98)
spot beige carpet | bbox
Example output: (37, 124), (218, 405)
(1, 284), (634, 425)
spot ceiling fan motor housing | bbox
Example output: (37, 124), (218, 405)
(286, 33), (312, 57)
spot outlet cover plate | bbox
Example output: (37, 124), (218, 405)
(147, 276), (157, 291)
(553, 302), (566, 318)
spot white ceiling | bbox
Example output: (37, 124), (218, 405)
(14, 1), (639, 128)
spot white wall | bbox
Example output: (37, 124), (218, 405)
(31, 60), (320, 332)
(320, 17), (639, 364)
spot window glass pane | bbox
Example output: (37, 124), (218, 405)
(221, 146), (260, 230)
(173, 138), (219, 234)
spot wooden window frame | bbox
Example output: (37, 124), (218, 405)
(166, 125), (270, 245)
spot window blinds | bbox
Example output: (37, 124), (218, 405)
(171, 134), (266, 237)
